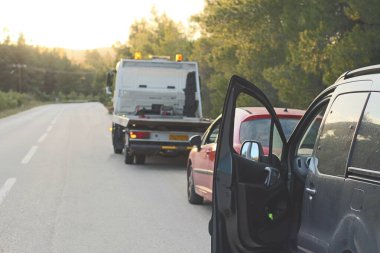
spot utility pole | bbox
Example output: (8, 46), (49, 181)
(12, 64), (27, 92)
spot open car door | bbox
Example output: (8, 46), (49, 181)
(211, 76), (289, 253)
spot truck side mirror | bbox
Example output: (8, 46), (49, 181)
(240, 141), (263, 162)
(189, 135), (202, 151)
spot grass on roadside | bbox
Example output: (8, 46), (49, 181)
(0, 90), (109, 119)
(0, 100), (48, 119)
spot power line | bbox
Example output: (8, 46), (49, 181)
(18, 65), (97, 76)
(32, 67), (97, 75)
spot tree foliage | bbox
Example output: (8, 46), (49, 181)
(6, 2), (376, 117)
(115, 10), (192, 61)
(0, 34), (113, 104)
(192, 0), (380, 116)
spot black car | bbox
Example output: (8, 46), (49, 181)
(211, 65), (380, 253)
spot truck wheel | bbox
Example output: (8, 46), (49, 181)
(187, 166), (203, 204)
(112, 124), (125, 154)
(125, 151), (134, 164)
(135, 154), (146, 165)
(114, 147), (123, 154)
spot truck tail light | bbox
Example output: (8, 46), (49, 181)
(130, 131), (150, 139)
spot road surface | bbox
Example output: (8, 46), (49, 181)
(0, 103), (211, 253)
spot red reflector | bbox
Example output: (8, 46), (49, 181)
(130, 131), (150, 139)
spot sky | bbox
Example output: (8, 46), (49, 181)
(0, 0), (205, 50)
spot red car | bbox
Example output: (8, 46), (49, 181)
(187, 107), (305, 204)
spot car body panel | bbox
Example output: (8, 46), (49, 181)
(188, 107), (304, 203)
(211, 75), (293, 253)
(211, 65), (380, 253)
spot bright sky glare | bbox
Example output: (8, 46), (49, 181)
(0, 0), (205, 50)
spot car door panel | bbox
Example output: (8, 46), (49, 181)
(234, 154), (290, 244)
(329, 178), (379, 253)
(212, 75), (288, 253)
(205, 143), (216, 200)
(196, 143), (213, 188)
(298, 173), (345, 253)
(193, 143), (215, 199)
(192, 119), (220, 199)
(192, 143), (210, 196)
(297, 91), (369, 252)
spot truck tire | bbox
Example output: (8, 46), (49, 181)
(125, 151), (134, 164)
(114, 147), (123, 154)
(187, 166), (203, 204)
(112, 124), (125, 154)
(135, 154), (146, 165)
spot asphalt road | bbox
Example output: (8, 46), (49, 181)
(0, 103), (212, 253)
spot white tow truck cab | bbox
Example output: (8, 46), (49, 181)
(107, 54), (211, 165)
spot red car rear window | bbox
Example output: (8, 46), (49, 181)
(239, 118), (300, 145)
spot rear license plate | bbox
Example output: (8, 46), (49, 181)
(169, 134), (188, 141)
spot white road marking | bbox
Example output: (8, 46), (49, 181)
(51, 115), (59, 125)
(51, 110), (64, 125)
(38, 133), (48, 143)
(21, 146), (38, 164)
(47, 125), (53, 132)
(0, 178), (16, 205)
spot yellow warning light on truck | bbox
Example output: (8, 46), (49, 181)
(175, 54), (183, 62)
(134, 52), (142, 60)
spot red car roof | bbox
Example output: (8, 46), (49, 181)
(240, 107), (305, 118)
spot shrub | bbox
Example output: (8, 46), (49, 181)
(0, 91), (34, 111)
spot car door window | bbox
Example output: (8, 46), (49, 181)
(204, 121), (220, 145)
(314, 93), (368, 176)
(350, 92), (380, 174)
(297, 104), (328, 156)
(273, 125), (283, 159)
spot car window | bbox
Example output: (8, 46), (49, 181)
(240, 119), (271, 146)
(240, 118), (300, 145)
(234, 93), (284, 159)
(297, 104), (328, 156)
(350, 92), (380, 172)
(204, 121), (220, 144)
(315, 93), (368, 177)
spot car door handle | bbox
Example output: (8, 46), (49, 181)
(305, 187), (317, 196)
(264, 167), (280, 187)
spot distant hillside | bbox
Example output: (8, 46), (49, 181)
(64, 47), (116, 64)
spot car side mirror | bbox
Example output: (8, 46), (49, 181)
(189, 135), (202, 151)
(240, 141), (263, 162)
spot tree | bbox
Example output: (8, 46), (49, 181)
(193, 0), (380, 116)
(0, 34), (107, 100)
(115, 9), (192, 61)
(192, 0), (286, 116)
